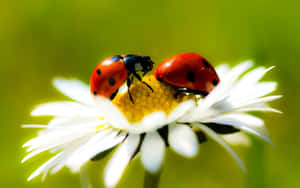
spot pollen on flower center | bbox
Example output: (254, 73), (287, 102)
(112, 75), (195, 122)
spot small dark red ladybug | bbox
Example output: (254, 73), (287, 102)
(154, 53), (220, 96)
(90, 55), (154, 103)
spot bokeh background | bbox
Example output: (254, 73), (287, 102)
(1, 0), (299, 187)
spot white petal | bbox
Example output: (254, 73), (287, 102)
(202, 114), (273, 145)
(207, 113), (264, 128)
(95, 97), (131, 130)
(250, 82), (277, 96)
(179, 107), (216, 123)
(193, 123), (245, 171)
(222, 133), (251, 147)
(67, 131), (126, 172)
(168, 124), (199, 158)
(236, 95), (282, 109)
(230, 82), (277, 105)
(237, 103), (282, 113)
(31, 102), (101, 118)
(141, 132), (165, 174)
(118, 82), (128, 94)
(210, 97), (232, 112)
(48, 117), (69, 126)
(53, 78), (94, 105)
(46, 118), (105, 129)
(45, 141), (88, 176)
(50, 163), (65, 175)
(22, 145), (54, 163)
(167, 100), (196, 123)
(234, 66), (274, 88)
(121, 112), (166, 134)
(140, 112), (167, 131)
(104, 134), (140, 188)
(239, 107), (281, 113)
(192, 61), (253, 117)
(215, 64), (230, 79)
(51, 134), (99, 174)
(23, 118), (100, 148)
(27, 152), (64, 181)
(26, 128), (99, 180)
(23, 126), (95, 151)
(22, 124), (48, 128)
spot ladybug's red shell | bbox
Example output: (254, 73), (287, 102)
(90, 56), (127, 98)
(154, 53), (220, 93)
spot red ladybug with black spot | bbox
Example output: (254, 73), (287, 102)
(90, 55), (154, 103)
(154, 53), (220, 96)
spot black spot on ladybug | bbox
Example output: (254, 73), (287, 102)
(96, 69), (101, 75)
(111, 55), (122, 62)
(187, 71), (195, 82)
(202, 58), (210, 68)
(109, 78), (116, 85)
(93, 91), (97, 96)
(212, 79), (218, 86)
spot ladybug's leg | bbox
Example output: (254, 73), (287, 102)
(173, 88), (209, 99)
(126, 77), (135, 104)
(185, 88), (209, 97)
(133, 72), (153, 92)
(174, 87), (186, 99)
(109, 89), (119, 100)
(142, 81), (154, 92)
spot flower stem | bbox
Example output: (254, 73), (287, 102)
(80, 164), (91, 188)
(143, 170), (161, 188)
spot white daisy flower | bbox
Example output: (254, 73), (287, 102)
(22, 60), (281, 188)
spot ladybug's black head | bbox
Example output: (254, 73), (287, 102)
(123, 55), (154, 75)
(140, 56), (154, 75)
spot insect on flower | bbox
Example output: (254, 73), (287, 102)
(155, 53), (220, 97)
(22, 57), (281, 188)
(90, 55), (154, 103)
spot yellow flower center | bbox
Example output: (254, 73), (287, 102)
(112, 75), (195, 123)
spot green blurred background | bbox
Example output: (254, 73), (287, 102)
(1, 0), (299, 187)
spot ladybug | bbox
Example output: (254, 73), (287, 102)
(90, 55), (154, 103)
(154, 53), (220, 96)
